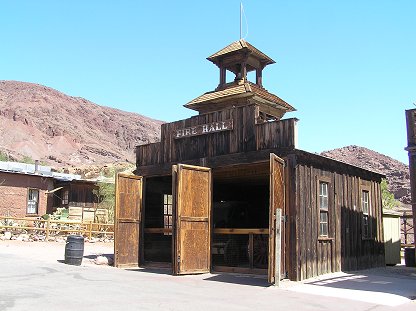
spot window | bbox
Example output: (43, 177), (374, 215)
(62, 190), (69, 205)
(163, 194), (173, 235)
(27, 189), (39, 214)
(362, 190), (370, 238)
(319, 181), (329, 237)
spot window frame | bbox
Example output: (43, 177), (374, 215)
(163, 193), (173, 235)
(62, 189), (69, 205)
(361, 184), (372, 240)
(27, 188), (40, 215)
(317, 176), (332, 239)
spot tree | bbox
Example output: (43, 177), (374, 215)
(93, 182), (115, 223)
(0, 151), (8, 161)
(381, 179), (399, 209)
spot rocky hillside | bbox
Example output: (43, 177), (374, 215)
(321, 145), (410, 206)
(0, 80), (163, 167)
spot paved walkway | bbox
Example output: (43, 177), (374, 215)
(0, 241), (415, 311)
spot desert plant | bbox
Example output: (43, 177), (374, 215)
(94, 182), (115, 223)
(381, 179), (399, 209)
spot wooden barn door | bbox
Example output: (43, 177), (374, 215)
(173, 164), (212, 275)
(268, 154), (285, 284)
(114, 173), (143, 268)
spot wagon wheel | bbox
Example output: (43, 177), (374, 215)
(253, 235), (268, 269)
(224, 239), (239, 266)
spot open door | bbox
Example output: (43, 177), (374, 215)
(268, 154), (285, 284)
(173, 164), (212, 275)
(114, 173), (143, 268)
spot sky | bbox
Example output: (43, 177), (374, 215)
(1, 1), (415, 164)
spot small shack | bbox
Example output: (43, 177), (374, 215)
(115, 40), (385, 283)
(0, 161), (54, 217)
(51, 178), (99, 221)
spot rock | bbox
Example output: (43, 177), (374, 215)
(4, 232), (12, 240)
(94, 256), (109, 265)
(17, 234), (30, 241)
(88, 237), (98, 243)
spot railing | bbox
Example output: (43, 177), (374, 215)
(0, 216), (114, 240)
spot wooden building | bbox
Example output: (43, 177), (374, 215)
(50, 179), (99, 221)
(115, 40), (385, 283)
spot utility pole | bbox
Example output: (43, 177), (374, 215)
(405, 109), (416, 255)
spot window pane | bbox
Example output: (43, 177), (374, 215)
(362, 191), (369, 214)
(27, 189), (39, 214)
(319, 211), (328, 236)
(319, 182), (329, 210)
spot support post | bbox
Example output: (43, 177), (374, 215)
(46, 218), (50, 240)
(89, 221), (93, 240)
(274, 209), (282, 287)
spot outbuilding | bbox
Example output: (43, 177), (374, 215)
(115, 40), (385, 283)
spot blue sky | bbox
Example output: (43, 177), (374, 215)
(1, 1), (415, 164)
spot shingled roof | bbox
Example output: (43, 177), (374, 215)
(185, 82), (295, 112)
(207, 39), (275, 65)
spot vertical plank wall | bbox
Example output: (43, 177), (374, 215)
(136, 105), (297, 167)
(291, 162), (384, 281)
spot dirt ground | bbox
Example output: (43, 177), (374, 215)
(1, 240), (415, 311)
(0, 239), (114, 266)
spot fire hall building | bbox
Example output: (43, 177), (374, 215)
(114, 40), (385, 283)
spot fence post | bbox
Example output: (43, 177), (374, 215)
(46, 218), (50, 240)
(89, 221), (92, 240)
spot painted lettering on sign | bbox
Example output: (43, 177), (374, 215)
(174, 119), (233, 139)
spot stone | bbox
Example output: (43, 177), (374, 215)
(4, 232), (12, 240)
(94, 256), (109, 265)
(17, 234), (30, 241)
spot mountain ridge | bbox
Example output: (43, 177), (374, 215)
(321, 145), (410, 207)
(0, 80), (163, 167)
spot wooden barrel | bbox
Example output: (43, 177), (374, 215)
(404, 247), (416, 267)
(65, 235), (85, 266)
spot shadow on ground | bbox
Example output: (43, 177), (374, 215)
(305, 266), (416, 300)
(204, 273), (269, 287)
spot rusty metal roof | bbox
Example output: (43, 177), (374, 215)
(207, 39), (275, 65)
(185, 82), (295, 112)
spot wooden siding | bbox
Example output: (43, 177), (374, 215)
(288, 159), (384, 281)
(136, 105), (297, 167)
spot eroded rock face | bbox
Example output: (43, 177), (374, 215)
(321, 145), (411, 205)
(0, 80), (163, 167)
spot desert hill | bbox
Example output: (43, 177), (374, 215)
(0, 80), (163, 167)
(321, 145), (410, 207)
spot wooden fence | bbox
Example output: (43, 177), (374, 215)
(0, 216), (114, 240)
(401, 214), (414, 248)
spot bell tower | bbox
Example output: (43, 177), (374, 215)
(207, 39), (275, 89)
(185, 39), (295, 121)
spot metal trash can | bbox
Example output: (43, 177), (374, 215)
(404, 247), (416, 267)
(65, 235), (85, 266)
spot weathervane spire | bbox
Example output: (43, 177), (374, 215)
(240, 3), (243, 39)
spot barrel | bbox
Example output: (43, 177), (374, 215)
(65, 235), (85, 266)
(404, 247), (416, 267)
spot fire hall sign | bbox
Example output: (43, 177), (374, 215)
(174, 119), (233, 139)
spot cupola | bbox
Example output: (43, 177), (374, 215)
(185, 39), (295, 121)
